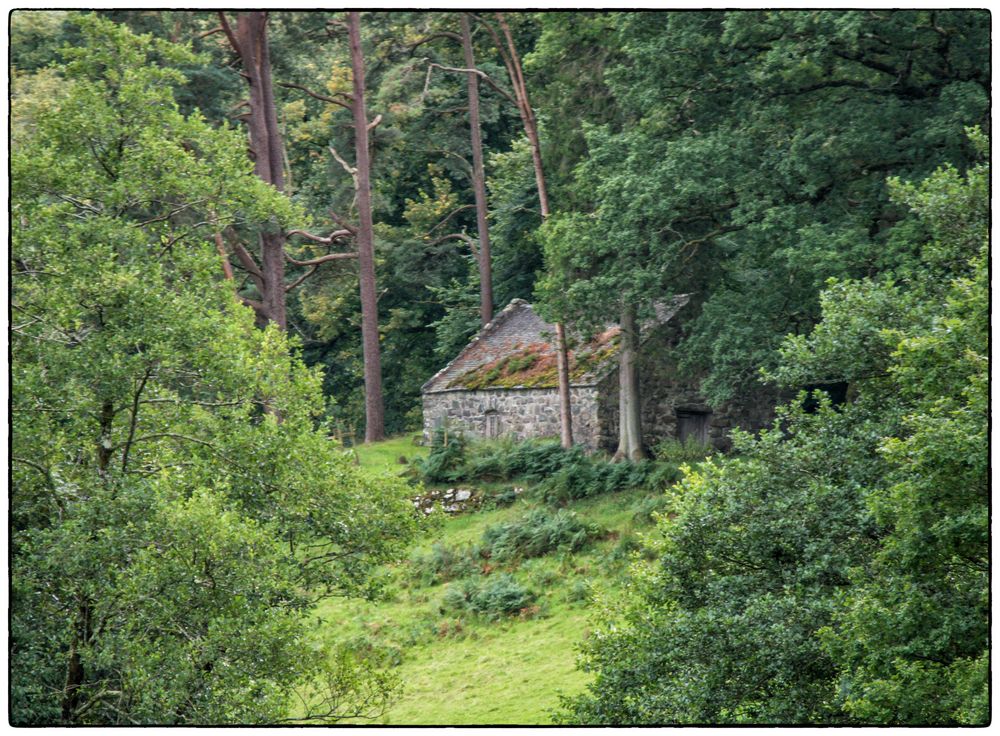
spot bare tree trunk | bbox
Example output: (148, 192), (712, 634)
(554, 322), (574, 447)
(220, 11), (287, 329)
(348, 11), (385, 443)
(614, 304), (646, 461)
(460, 13), (493, 326)
(492, 13), (572, 447)
(213, 232), (235, 280)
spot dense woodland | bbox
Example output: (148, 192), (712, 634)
(10, 10), (989, 725)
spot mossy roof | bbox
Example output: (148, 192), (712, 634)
(422, 297), (689, 394)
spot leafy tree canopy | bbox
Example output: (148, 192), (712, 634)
(11, 16), (418, 724)
(559, 133), (988, 725)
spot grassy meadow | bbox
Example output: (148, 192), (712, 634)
(308, 434), (671, 725)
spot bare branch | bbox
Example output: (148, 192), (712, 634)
(198, 26), (224, 39)
(420, 64), (434, 103)
(55, 194), (102, 215)
(286, 228), (353, 244)
(328, 210), (358, 235)
(217, 12), (240, 56)
(214, 232), (234, 280)
(426, 62), (517, 106)
(127, 433), (219, 450)
(121, 366), (154, 473)
(426, 231), (476, 258)
(12, 456), (54, 488)
(328, 146), (357, 177)
(230, 239), (264, 283)
(133, 200), (204, 228)
(427, 232), (474, 246)
(139, 397), (254, 408)
(279, 82), (353, 110)
(367, 113), (383, 132)
(285, 251), (357, 267)
(428, 204), (476, 234)
(285, 266), (319, 293)
(240, 296), (268, 320)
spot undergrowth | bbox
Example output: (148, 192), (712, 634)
(441, 574), (538, 620)
(482, 508), (600, 561)
(413, 431), (683, 502)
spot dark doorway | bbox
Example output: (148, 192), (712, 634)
(677, 409), (710, 444)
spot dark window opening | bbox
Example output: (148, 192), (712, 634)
(677, 409), (710, 445)
(802, 382), (849, 413)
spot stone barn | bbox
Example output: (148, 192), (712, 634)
(421, 298), (774, 452)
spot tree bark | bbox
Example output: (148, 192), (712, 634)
(460, 13), (493, 326)
(61, 601), (91, 723)
(96, 399), (114, 477)
(221, 11), (288, 328)
(614, 304), (646, 461)
(494, 14), (551, 219)
(491, 13), (572, 447)
(348, 11), (385, 443)
(554, 322), (574, 448)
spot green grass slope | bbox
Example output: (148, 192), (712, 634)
(313, 434), (672, 725)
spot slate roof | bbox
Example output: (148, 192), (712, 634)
(422, 296), (689, 394)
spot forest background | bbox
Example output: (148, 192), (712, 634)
(10, 9), (989, 726)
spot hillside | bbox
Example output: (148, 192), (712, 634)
(313, 435), (673, 724)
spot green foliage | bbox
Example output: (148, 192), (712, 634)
(414, 435), (680, 506)
(411, 426), (469, 483)
(10, 10), (74, 72)
(462, 438), (583, 481)
(482, 508), (600, 562)
(652, 437), (714, 464)
(10, 17), (418, 724)
(480, 486), (519, 510)
(426, 257), (483, 362)
(442, 574), (537, 620)
(818, 166), (988, 725)
(538, 10), (989, 404)
(536, 458), (679, 504)
(407, 543), (483, 588)
(12, 10), (991, 725)
(562, 402), (887, 724)
(560, 141), (988, 725)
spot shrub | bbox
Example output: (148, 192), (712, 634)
(414, 434), (681, 503)
(462, 438), (585, 481)
(412, 426), (468, 483)
(565, 579), (592, 605)
(482, 508), (599, 561)
(480, 486), (519, 510)
(630, 494), (670, 525)
(339, 634), (404, 668)
(442, 574), (536, 620)
(645, 462), (684, 491)
(407, 542), (482, 587)
(536, 458), (671, 504)
(653, 437), (714, 464)
(605, 533), (656, 568)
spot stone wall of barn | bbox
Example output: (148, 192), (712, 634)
(595, 330), (777, 453)
(422, 386), (602, 449)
